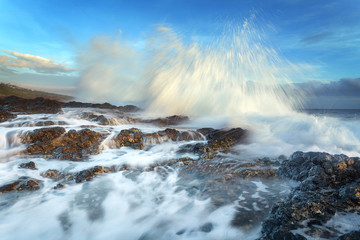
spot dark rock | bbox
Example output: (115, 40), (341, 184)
(23, 127), (105, 160)
(205, 128), (248, 150)
(200, 222), (213, 232)
(81, 112), (114, 125)
(75, 166), (112, 183)
(0, 110), (16, 122)
(0, 177), (42, 194)
(142, 115), (189, 126)
(0, 96), (62, 114)
(63, 101), (140, 112)
(19, 161), (37, 170)
(54, 183), (66, 190)
(338, 231), (360, 240)
(261, 152), (360, 240)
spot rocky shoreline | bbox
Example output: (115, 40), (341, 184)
(0, 96), (359, 239)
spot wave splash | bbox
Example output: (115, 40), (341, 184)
(77, 19), (303, 117)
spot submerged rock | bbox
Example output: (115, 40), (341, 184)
(22, 127), (105, 160)
(0, 177), (42, 194)
(19, 161), (37, 170)
(261, 151), (360, 240)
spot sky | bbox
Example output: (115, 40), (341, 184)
(0, 0), (359, 108)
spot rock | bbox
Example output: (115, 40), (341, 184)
(261, 152), (360, 240)
(75, 166), (112, 183)
(0, 177), (42, 194)
(63, 101), (140, 112)
(81, 112), (113, 125)
(23, 127), (105, 160)
(0, 110), (16, 122)
(338, 231), (360, 240)
(178, 157), (195, 166)
(235, 169), (277, 178)
(205, 128), (248, 150)
(114, 128), (144, 149)
(142, 115), (189, 126)
(54, 183), (66, 190)
(22, 127), (66, 144)
(42, 169), (65, 180)
(0, 96), (62, 114)
(34, 121), (56, 126)
(19, 161), (37, 170)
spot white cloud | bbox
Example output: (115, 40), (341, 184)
(0, 50), (75, 74)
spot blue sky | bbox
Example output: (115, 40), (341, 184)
(0, 0), (359, 107)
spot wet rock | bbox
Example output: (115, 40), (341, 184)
(81, 112), (115, 125)
(338, 231), (360, 240)
(0, 110), (16, 122)
(19, 161), (37, 170)
(235, 169), (277, 178)
(142, 115), (189, 126)
(178, 157), (195, 166)
(22, 127), (66, 144)
(0, 177), (42, 194)
(23, 127), (105, 160)
(0, 96), (62, 114)
(200, 222), (213, 232)
(63, 101), (140, 112)
(114, 128), (144, 149)
(205, 128), (248, 150)
(158, 128), (203, 141)
(261, 152), (360, 240)
(42, 169), (65, 180)
(34, 121), (55, 126)
(54, 183), (66, 190)
(75, 166), (112, 183)
(52, 129), (105, 160)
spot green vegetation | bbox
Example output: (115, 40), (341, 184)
(0, 83), (73, 102)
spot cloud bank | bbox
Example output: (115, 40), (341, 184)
(296, 78), (360, 109)
(0, 50), (75, 74)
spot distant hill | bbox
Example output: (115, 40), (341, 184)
(0, 83), (73, 102)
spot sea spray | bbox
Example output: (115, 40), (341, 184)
(77, 19), (304, 117)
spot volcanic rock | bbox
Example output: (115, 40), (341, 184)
(261, 151), (360, 239)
